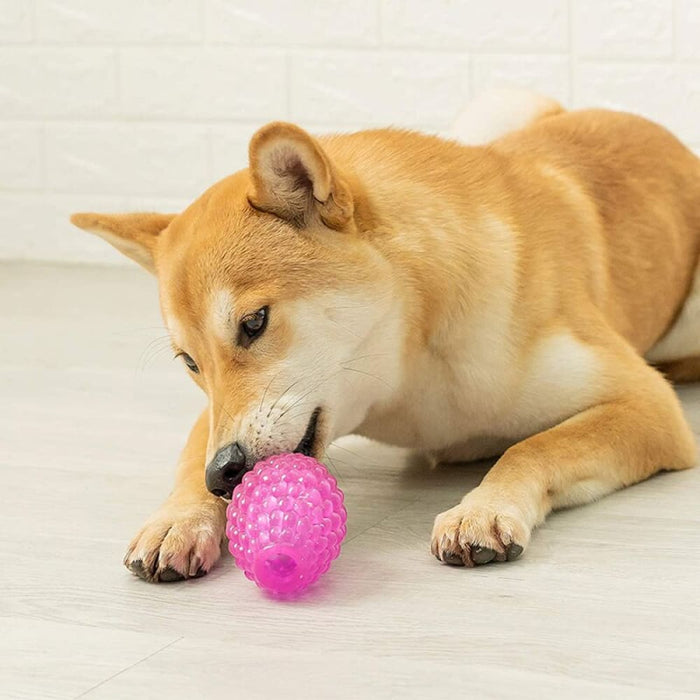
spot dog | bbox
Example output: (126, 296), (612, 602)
(71, 90), (700, 582)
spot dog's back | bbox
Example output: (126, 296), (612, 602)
(315, 108), (700, 358)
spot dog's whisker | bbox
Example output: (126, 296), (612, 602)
(341, 351), (392, 364)
(271, 407), (317, 430)
(272, 371), (338, 424)
(340, 365), (395, 391)
(267, 374), (311, 419)
(327, 318), (363, 339)
(323, 458), (361, 479)
(321, 449), (345, 487)
(270, 362), (340, 423)
(325, 303), (375, 311)
(259, 367), (281, 414)
(269, 353), (392, 435)
(112, 325), (171, 339)
(209, 398), (237, 433)
(131, 325), (171, 332)
(137, 334), (174, 372)
(326, 441), (380, 470)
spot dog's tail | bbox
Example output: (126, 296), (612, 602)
(449, 88), (564, 146)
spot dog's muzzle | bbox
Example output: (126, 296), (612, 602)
(205, 407), (322, 499)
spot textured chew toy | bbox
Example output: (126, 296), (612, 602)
(225, 453), (347, 595)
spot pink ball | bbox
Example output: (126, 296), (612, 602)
(225, 453), (347, 595)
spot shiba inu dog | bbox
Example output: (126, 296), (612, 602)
(71, 91), (700, 582)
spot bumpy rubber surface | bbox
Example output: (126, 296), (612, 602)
(226, 453), (347, 595)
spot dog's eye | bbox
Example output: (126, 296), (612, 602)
(177, 352), (199, 374)
(238, 306), (269, 348)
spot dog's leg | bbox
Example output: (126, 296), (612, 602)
(432, 358), (697, 566)
(124, 410), (226, 582)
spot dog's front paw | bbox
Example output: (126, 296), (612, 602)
(124, 501), (226, 582)
(431, 491), (531, 567)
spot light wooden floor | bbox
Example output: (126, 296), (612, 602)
(1, 262), (699, 700)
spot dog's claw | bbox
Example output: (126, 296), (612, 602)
(471, 546), (496, 565)
(128, 559), (148, 580)
(158, 566), (186, 583)
(126, 558), (202, 583)
(506, 543), (524, 561)
(441, 551), (465, 566)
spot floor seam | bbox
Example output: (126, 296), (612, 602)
(75, 635), (184, 699)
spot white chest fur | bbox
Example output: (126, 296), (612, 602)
(354, 209), (605, 458)
(358, 329), (603, 458)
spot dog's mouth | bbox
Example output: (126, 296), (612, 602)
(210, 407), (323, 502)
(294, 406), (322, 457)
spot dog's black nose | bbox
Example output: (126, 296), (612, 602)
(205, 442), (248, 498)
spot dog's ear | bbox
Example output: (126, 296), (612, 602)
(248, 122), (353, 230)
(69, 212), (175, 273)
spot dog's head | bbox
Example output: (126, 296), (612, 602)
(71, 122), (401, 497)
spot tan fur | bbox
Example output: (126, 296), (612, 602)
(72, 92), (699, 579)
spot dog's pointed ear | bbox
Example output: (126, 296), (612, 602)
(248, 122), (353, 230)
(69, 212), (176, 273)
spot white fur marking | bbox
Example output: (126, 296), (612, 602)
(551, 478), (615, 509)
(209, 289), (236, 343)
(356, 215), (518, 450)
(165, 314), (185, 350)
(646, 265), (700, 362)
(512, 333), (602, 432)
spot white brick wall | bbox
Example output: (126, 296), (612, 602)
(1, 0), (699, 265)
